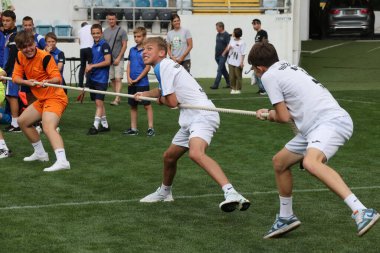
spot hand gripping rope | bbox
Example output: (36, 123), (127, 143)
(1, 77), (268, 117)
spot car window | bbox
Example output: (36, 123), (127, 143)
(331, 0), (368, 8)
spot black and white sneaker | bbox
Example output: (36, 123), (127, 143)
(4, 125), (21, 133)
(87, 126), (98, 135)
(0, 149), (12, 159)
(146, 128), (155, 137)
(98, 125), (110, 133)
(123, 128), (139, 136)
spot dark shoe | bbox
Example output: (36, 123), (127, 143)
(146, 128), (155, 137)
(223, 85), (231, 89)
(123, 128), (139, 136)
(87, 126), (98, 135)
(210, 86), (218, 89)
(98, 125), (110, 133)
(4, 125), (21, 133)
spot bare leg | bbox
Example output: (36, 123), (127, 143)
(162, 144), (188, 186)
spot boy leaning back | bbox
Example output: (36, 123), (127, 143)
(250, 42), (379, 238)
(135, 37), (250, 212)
(12, 31), (70, 172)
(124, 27), (154, 137)
(86, 24), (112, 135)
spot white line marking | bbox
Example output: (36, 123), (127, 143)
(1, 185), (379, 211)
(368, 46), (380, 53)
(302, 43), (347, 54)
(337, 98), (378, 104)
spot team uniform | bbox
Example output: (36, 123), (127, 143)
(49, 47), (67, 88)
(154, 58), (220, 147)
(3, 27), (18, 97)
(262, 60), (352, 160)
(89, 38), (111, 101)
(12, 48), (68, 117)
(127, 46), (150, 106)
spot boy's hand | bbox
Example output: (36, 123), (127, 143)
(134, 92), (144, 101)
(85, 64), (93, 73)
(256, 109), (270, 120)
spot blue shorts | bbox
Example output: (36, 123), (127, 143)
(6, 80), (19, 97)
(89, 80), (108, 101)
(128, 86), (151, 106)
(0, 107), (11, 124)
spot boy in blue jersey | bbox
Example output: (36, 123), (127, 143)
(86, 24), (112, 135)
(0, 67), (11, 158)
(124, 27), (154, 137)
(45, 32), (66, 92)
(134, 37), (250, 212)
(22, 16), (46, 50)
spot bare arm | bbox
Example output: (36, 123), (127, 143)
(256, 101), (292, 123)
(114, 40), (127, 65)
(178, 38), (193, 63)
(85, 54), (112, 73)
(132, 65), (151, 84)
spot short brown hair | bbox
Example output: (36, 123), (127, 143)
(45, 32), (57, 42)
(144, 37), (167, 55)
(248, 42), (279, 68)
(91, 23), (103, 32)
(133, 26), (147, 37)
(14, 30), (35, 49)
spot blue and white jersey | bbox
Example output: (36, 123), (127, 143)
(91, 39), (111, 84)
(34, 33), (46, 50)
(128, 46), (148, 87)
(154, 58), (218, 127)
(262, 60), (349, 135)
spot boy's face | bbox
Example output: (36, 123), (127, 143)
(134, 32), (144, 45)
(253, 22), (260, 31)
(143, 42), (165, 66)
(2, 16), (15, 30)
(22, 20), (34, 32)
(91, 28), (102, 43)
(19, 42), (37, 59)
(45, 37), (57, 50)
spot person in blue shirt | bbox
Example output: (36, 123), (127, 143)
(45, 32), (66, 93)
(85, 24), (112, 135)
(124, 27), (154, 137)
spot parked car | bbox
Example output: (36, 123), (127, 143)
(328, 0), (375, 37)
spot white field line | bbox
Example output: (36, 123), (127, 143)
(367, 46), (380, 53)
(301, 43), (347, 54)
(337, 98), (378, 104)
(1, 185), (379, 211)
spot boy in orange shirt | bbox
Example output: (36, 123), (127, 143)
(12, 31), (70, 172)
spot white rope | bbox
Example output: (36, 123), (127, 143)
(1, 77), (267, 117)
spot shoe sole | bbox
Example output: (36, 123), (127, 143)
(220, 201), (239, 212)
(263, 220), (301, 239)
(239, 201), (251, 211)
(43, 167), (70, 172)
(358, 213), (380, 236)
(24, 158), (49, 162)
(140, 197), (174, 203)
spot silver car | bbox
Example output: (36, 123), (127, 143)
(328, 0), (375, 36)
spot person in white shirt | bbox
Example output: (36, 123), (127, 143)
(134, 37), (250, 212)
(250, 42), (379, 239)
(78, 22), (93, 88)
(225, 28), (246, 94)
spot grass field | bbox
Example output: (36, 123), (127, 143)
(1, 40), (380, 253)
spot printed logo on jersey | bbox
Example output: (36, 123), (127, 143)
(174, 63), (180, 68)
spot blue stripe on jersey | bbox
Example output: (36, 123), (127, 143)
(154, 62), (162, 95)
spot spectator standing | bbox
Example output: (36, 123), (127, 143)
(78, 22), (93, 88)
(166, 14), (193, 73)
(252, 18), (268, 95)
(2, 10), (20, 132)
(22, 16), (46, 50)
(0, 66), (11, 159)
(210, 21), (230, 90)
(124, 27), (154, 137)
(45, 32), (66, 91)
(103, 12), (128, 106)
(226, 28), (246, 94)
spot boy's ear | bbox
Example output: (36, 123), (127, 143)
(158, 49), (166, 58)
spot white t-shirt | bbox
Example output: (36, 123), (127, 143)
(262, 61), (349, 135)
(227, 38), (246, 67)
(166, 28), (192, 61)
(79, 24), (93, 49)
(154, 58), (217, 126)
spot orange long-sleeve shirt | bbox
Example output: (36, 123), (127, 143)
(12, 48), (67, 102)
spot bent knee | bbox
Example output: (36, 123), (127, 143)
(302, 157), (321, 175)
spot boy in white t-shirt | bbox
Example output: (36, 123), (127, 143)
(134, 37), (250, 212)
(225, 28), (246, 94)
(249, 42), (379, 238)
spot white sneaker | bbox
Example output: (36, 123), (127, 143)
(43, 160), (70, 172)
(140, 187), (174, 203)
(230, 89), (236, 94)
(219, 191), (251, 212)
(235, 90), (241, 94)
(23, 152), (49, 162)
(0, 149), (11, 159)
(35, 125), (43, 135)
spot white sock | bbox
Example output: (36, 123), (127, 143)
(101, 116), (108, 128)
(93, 117), (101, 129)
(11, 117), (19, 127)
(222, 183), (236, 194)
(0, 139), (8, 150)
(159, 183), (172, 195)
(32, 140), (46, 155)
(344, 194), (366, 212)
(279, 195), (293, 218)
(55, 148), (67, 162)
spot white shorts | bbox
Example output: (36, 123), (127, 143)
(285, 116), (353, 160)
(172, 114), (220, 148)
(109, 60), (125, 80)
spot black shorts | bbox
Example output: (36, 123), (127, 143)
(128, 86), (151, 106)
(89, 80), (108, 101)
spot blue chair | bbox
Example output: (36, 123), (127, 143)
(138, 0), (156, 29)
(54, 25), (73, 37)
(36, 24), (54, 36)
(153, 0), (171, 29)
(121, 0), (138, 28)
